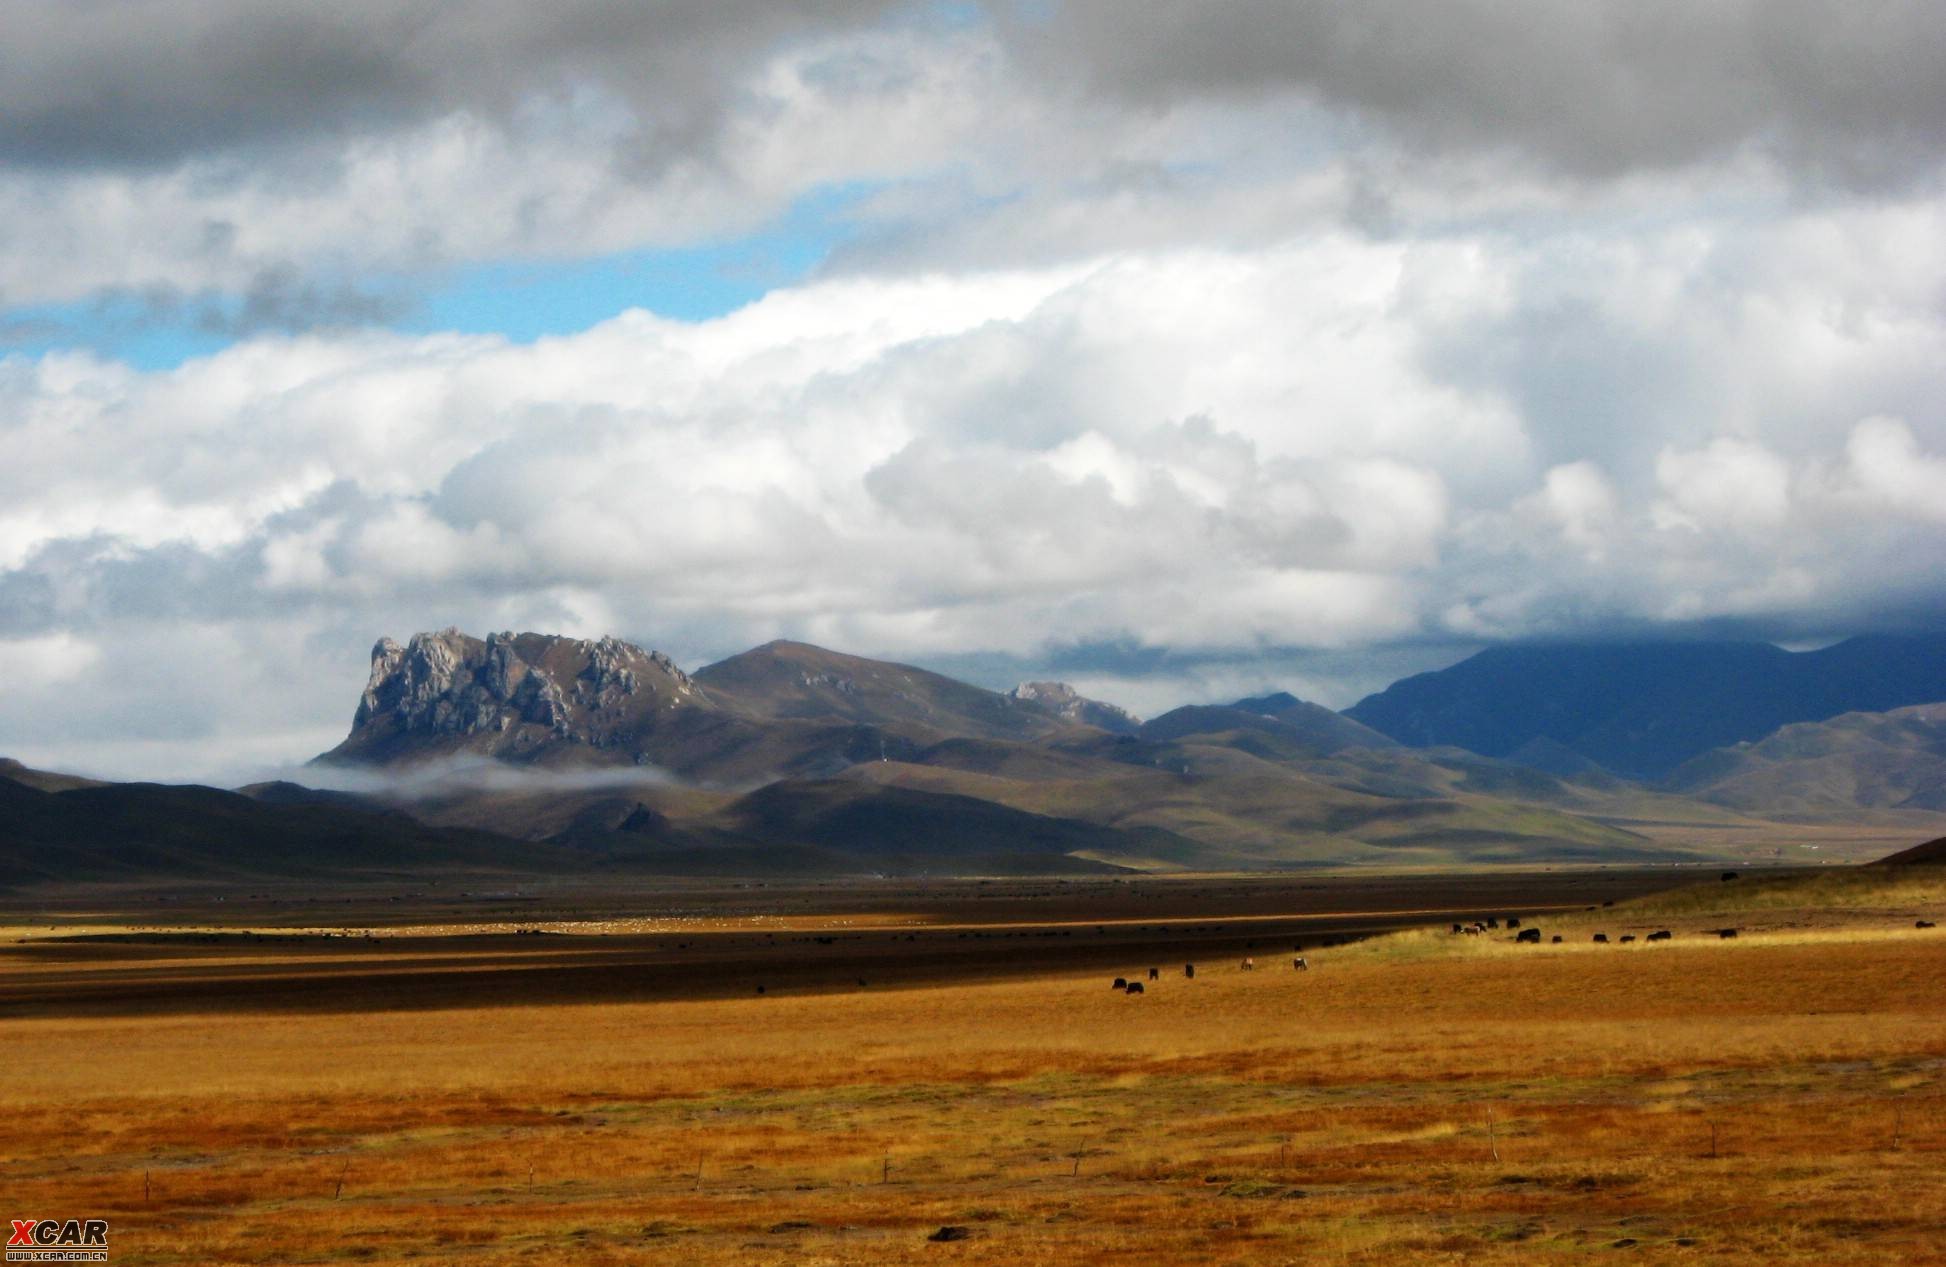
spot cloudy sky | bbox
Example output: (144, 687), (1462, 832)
(4, 1), (1945, 781)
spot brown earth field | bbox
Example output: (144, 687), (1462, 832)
(0, 869), (1740, 1018)
(2, 865), (1943, 1265)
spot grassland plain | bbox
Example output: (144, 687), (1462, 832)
(1, 873), (1943, 1264)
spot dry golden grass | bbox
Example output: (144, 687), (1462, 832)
(3, 889), (1944, 1264)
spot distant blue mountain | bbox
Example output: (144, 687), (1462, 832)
(1343, 634), (1946, 780)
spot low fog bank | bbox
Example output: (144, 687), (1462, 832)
(245, 755), (685, 801)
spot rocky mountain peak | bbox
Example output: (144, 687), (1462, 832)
(1007, 681), (1142, 733)
(334, 628), (707, 762)
(1008, 681), (1073, 705)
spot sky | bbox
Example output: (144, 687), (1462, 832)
(3, 0), (1946, 782)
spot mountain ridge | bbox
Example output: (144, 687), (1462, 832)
(321, 631), (1161, 786)
(303, 627), (1946, 869)
(1345, 634), (1946, 779)
(1666, 701), (1946, 814)
(21, 624), (1946, 883)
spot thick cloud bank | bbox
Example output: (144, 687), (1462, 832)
(2, 3), (1944, 778)
(8, 217), (1945, 776)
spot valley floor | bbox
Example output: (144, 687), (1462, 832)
(1, 869), (1942, 1265)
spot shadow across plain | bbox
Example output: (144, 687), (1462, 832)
(0, 868), (1725, 1019)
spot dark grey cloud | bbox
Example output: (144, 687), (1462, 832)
(990, 0), (1946, 186)
(3, 535), (280, 631)
(194, 267), (413, 337)
(75, 268), (413, 338)
(18, 2), (1939, 189)
(0, 0), (903, 169)
(4, 0), (1945, 786)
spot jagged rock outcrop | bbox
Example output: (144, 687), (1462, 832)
(329, 629), (710, 764)
(320, 631), (1151, 781)
(1007, 681), (1142, 734)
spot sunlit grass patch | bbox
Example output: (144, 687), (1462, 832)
(3, 894), (1944, 1264)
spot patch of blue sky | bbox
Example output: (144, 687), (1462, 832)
(0, 295), (236, 372)
(0, 182), (872, 371)
(910, 0), (986, 31)
(406, 182), (866, 339)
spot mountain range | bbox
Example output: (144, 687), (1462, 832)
(7, 629), (1946, 884)
(322, 631), (1091, 784)
(1666, 702), (1946, 816)
(307, 629), (1679, 867)
(1345, 634), (1946, 779)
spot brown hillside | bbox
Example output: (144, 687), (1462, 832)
(1874, 834), (1946, 865)
(695, 640), (1064, 743)
(0, 757), (108, 793)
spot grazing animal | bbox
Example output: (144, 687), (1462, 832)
(1506, 917), (1521, 929)
(1149, 967), (1160, 981)
(1516, 927), (1542, 944)
(1620, 935), (1637, 944)
(1241, 957), (1255, 971)
(1184, 963), (1195, 978)
(1551, 935), (1562, 943)
(1452, 923), (1464, 934)
(1918, 921), (1936, 930)
(1462, 926), (1479, 936)
(1647, 930), (1672, 942)
(1292, 957), (1308, 971)
(1112, 977), (1127, 990)
(1593, 933), (1609, 943)
(1486, 918), (1499, 929)
(1125, 981), (1144, 995)
(1718, 928), (1738, 939)
(1721, 871), (1739, 881)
